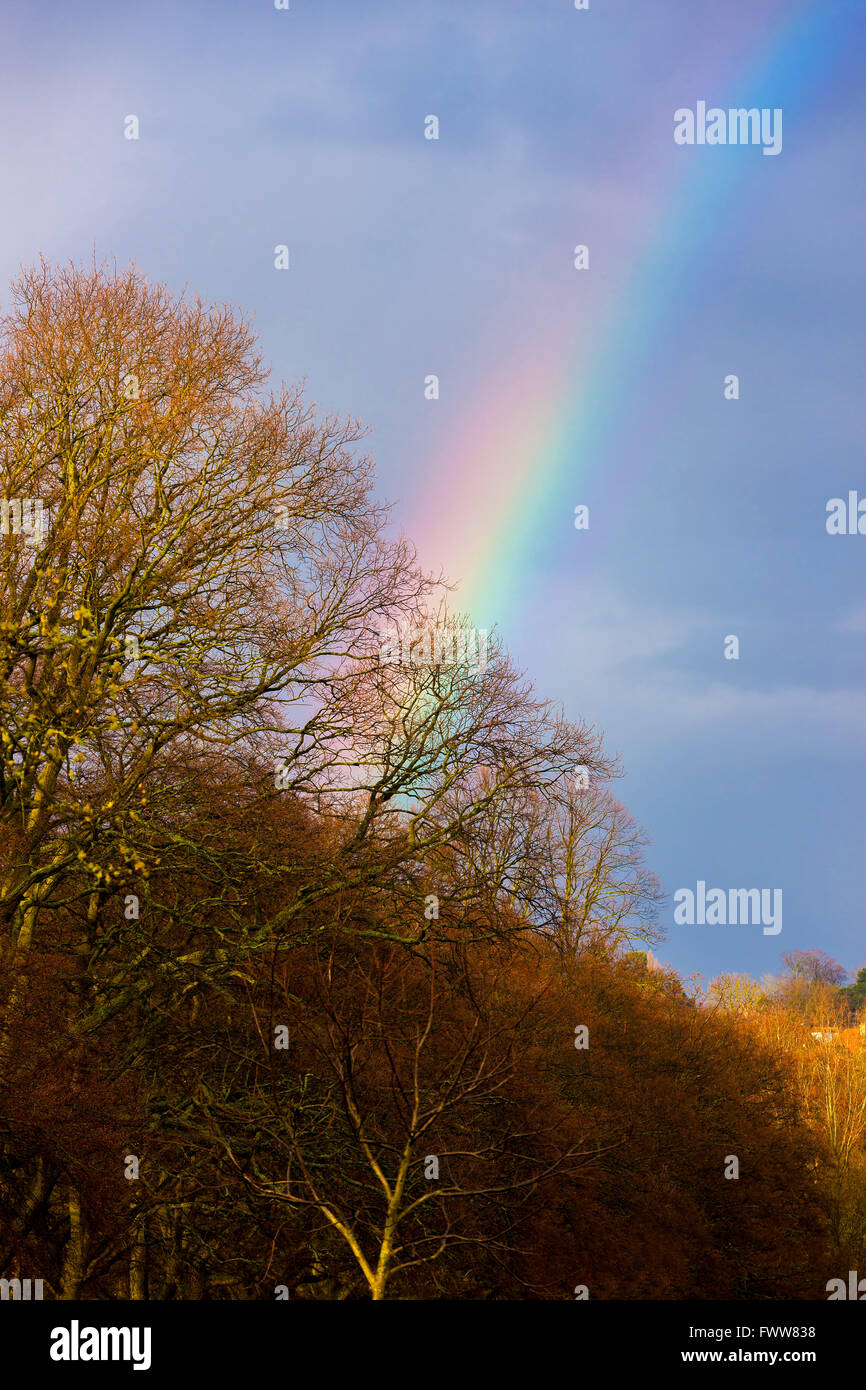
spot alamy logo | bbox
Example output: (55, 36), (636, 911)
(673, 880), (782, 936)
(49, 1320), (152, 1371)
(0, 1277), (43, 1300)
(826, 492), (866, 535)
(674, 103), (782, 156)
(826, 1271), (866, 1300)
(1, 497), (45, 547)
(380, 624), (488, 674)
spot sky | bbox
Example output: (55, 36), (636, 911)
(1, 0), (864, 986)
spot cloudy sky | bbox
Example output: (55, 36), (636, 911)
(3, 0), (864, 986)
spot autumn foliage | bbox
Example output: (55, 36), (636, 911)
(0, 261), (852, 1299)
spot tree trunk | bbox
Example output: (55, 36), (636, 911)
(60, 1182), (86, 1299)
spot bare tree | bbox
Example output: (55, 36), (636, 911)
(204, 936), (608, 1299)
(0, 257), (429, 1057)
(255, 618), (614, 946)
(424, 773), (663, 958)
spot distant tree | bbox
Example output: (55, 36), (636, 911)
(782, 950), (848, 986)
(705, 971), (769, 1015)
(842, 964), (866, 1017)
(774, 951), (849, 1024)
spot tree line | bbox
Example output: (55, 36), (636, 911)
(0, 261), (855, 1298)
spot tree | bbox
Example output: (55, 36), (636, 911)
(782, 950), (848, 986)
(0, 257), (432, 1292)
(842, 964), (866, 1017)
(752, 999), (866, 1267)
(200, 934), (606, 1300)
(419, 770), (662, 959)
(768, 950), (849, 1024)
(0, 257), (426, 1039)
(0, 257), (839, 1302)
(705, 972), (770, 1015)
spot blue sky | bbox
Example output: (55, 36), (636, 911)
(2, 0), (864, 987)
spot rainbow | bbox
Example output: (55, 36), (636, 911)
(406, 0), (856, 634)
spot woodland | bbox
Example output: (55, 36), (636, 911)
(1, 261), (863, 1299)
